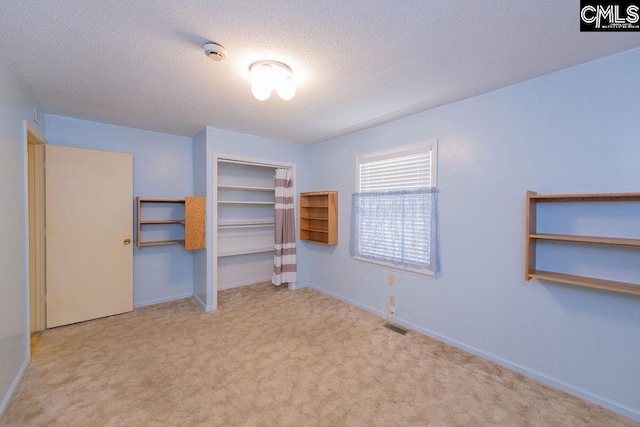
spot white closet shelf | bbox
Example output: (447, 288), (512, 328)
(140, 220), (185, 225)
(217, 247), (274, 257)
(218, 201), (275, 205)
(218, 185), (275, 192)
(218, 221), (275, 229)
(138, 239), (185, 248)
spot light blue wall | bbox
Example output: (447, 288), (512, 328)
(45, 115), (194, 307)
(304, 48), (640, 420)
(0, 51), (44, 416)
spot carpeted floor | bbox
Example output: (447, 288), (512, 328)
(2, 283), (636, 426)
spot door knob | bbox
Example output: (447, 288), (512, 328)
(124, 238), (131, 245)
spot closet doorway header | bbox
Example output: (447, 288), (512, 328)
(217, 157), (293, 170)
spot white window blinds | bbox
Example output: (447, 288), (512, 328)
(351, 144), (438, 274)
(359, 150), (432, 191)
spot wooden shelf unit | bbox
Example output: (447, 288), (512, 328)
(300, 191), (338, 245)
(528, 270), (640, 297)
(529, 233), (640, 247)
(136, 197), (206, 250)
(525, 191), (640, 296)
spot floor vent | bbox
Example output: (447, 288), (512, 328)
(383, 323), (408, 335)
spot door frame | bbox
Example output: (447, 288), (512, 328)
(25, 122), (47, 334)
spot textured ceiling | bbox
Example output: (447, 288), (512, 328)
(1, 1), (639, 145)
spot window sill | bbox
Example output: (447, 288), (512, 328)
(353, 256), (436, 279)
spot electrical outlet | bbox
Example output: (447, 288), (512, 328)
(388, 274), (395, 286)
(389, 295), (397, 317)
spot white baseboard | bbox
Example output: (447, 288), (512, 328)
(305, 283), (640, 422)
(218, 277), (271, 291)
(306, 284), (386, 317)
(193, 293), (215, 312)
(133, 292), (193, 309)
(288, 282), (310, 290)
(0, 358), (29, 418)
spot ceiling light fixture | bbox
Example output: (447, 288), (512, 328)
(249, 60), (296, 101)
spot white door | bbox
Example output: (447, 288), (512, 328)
(45, 145), (133, 328)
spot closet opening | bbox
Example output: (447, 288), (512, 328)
(214, 155), (297, 291)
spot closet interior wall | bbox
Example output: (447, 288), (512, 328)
(216, 159), (285, 290)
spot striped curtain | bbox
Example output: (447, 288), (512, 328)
(273, 168), (297, 286)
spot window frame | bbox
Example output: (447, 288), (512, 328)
(355, 142), (438, 191)
(353, 140), (438, 277)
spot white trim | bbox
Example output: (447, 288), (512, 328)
(23, 121), (47, 359)
(305, 283), (640, 422)
(218, 276), (272, 291)
(21, 121), (30, 358)
(215, 153), (296, 171)
(353, 256), (435, 278)
(192, 293), (215, 312)
(431, 139), (438, 188)
(391, 317), (640, 422)
(217, 158), (286, 169)
(211, 152), (219, 310)
(0, 358), (29, 418)
(306, 283), (386, 317)
(133, 292), (193, 309)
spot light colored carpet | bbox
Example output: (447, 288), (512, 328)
(2, 283), (636, 426)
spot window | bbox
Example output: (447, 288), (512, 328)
(350, 142), (438, 275)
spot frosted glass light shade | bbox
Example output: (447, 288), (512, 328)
(276, 76), (296, 101)
(249, 60), (296, 101)
(251, 80), (271, 101)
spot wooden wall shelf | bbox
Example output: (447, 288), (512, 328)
(528, 193), (640, 203)
(525, 191), (640, 297)
(528, 270), (640, 297)
(136, 197), (206, 250)
(300, 191), (338, 245)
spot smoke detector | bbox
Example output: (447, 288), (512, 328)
(204, 43), (227, 61)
